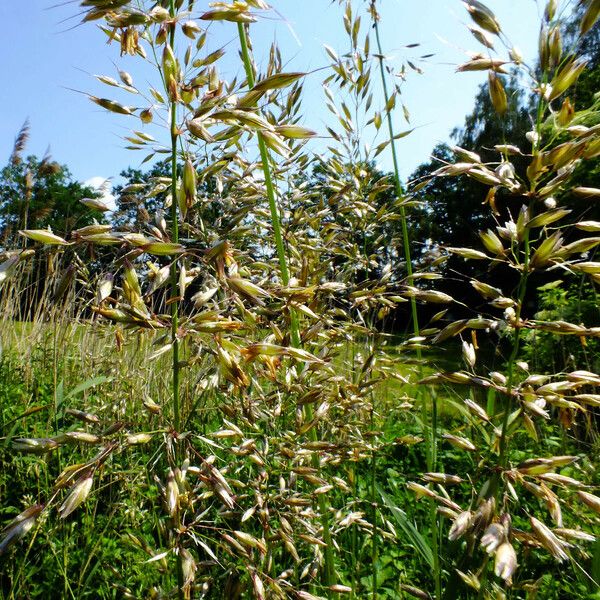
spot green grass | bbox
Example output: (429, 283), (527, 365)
(1, 323), (597, 599)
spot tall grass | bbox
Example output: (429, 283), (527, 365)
(0, 1), (599, 599)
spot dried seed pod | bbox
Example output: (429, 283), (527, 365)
(549, 57), (587, 101)
(530, 516), (569, 561)
(464, 398), (490, 422)
(275, 125), (317, 139)
(481, 522), (506, 554)
(464, 1), (502, 35)
(233, 530), (267, 554)
(200, 9), (257, 23)
(60, 431), (102, 445)
(545, 0), (558, 22)
(462, 340), (477, 369)
(488, 71), (507, 116)
(480, 229), (504, 255)
(423, 472), (463, 485)
(555, 528), (595, 543)
(126, 433), (153, 445)
(65, 409), (101, 424)
(140, 108), (153, 123)
(149, 6), (170, 22)
(182, 158), (197, 214)
(0, 504), (44, 555)
(573, 186), (600, 198)
(577, 491), (600, 513)
(19, 229), (69, 245)
(162, 45), (180, 101)
(329, 585), (353, 593)
(90, 96), (133, 115)
(180, 548), (196, 588)
(12, 437), (59, 453)
(407, 482), (438, 499)
(580, 0), (600, 35)
(252, 71), (305, 92)
(456, 570), (481, 591)
(548, 26), (562, 68)
(517, 455), (577, 475)
(457, 58), (507, 73)
(59, 474), (94, 518)
(182, 20), (201, 39)
(469, 26), (495, 49)
(509, 46), (524, 64)
(494, 542), (517, 583)
(187, 118), (215, 142)
(442, 433), (476, 451)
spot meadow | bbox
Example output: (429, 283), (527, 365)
(1, 1), (600, 599)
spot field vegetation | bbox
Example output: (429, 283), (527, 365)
(1, 1), (600, 598)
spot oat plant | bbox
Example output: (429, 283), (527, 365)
(404, 1), (600, 597)
(1, 1), (600, 599)
(0, 0), (389, 597)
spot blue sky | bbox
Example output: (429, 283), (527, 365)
(1, 1), (543, 194)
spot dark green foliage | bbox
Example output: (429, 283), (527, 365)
(0, 156), (104, 249)
(523, 278), (600, 373)
(410, 78), (531, 254)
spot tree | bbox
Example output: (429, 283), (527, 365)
(408, 6), (600, 310)
(407, 78), (531, 311)
(306, 159), (401, 282)
(111, 162), (171, 230)
(0, 123), (105, 250)
(565, 2), (600, 108)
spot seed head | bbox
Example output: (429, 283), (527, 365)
(545, 0), (558, 22)
(481, 522), (506, 554)
(509, 46), (524, 64)
(182, 20), (201, 39)
(462, 340), (477, 369)
(488, 72), (508, 116)
(530, 516), (569, 561)
(0, 504), (44, 555)
(463, 1), (502, 35)
(59, 474), (93, 518)
(140, 108), (153, 124)
(448, 510), (473, 541)
(577, 491), (600, 514)
(494, 542), (517, 584)
(162, 45), (180, 101)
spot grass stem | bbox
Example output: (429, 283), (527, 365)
(371, 8), (441, 598)
(237, 21), (336, 587)
(168, 0), (181, 436)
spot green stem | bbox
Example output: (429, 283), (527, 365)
(372, 21), (420, 342)
(372, 8), (441, 599)
(498, 98), (547, 462)
(371, 408), (378, 600)
(237, 22), (336, 587)
(497, 224), (532, 472)
(167, 4), (184, 600)
(168, 0), (181, 435)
